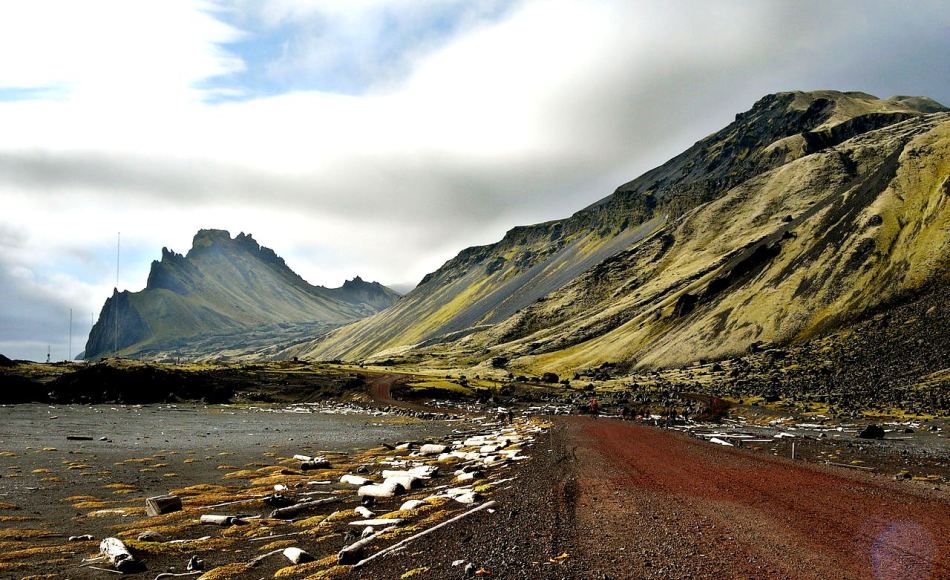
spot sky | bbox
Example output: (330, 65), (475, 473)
(1, 0), (948, 361)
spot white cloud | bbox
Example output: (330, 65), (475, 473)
(0, 0), (948, 359)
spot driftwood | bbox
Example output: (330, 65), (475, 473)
(352, 500), (497, 569)
(358, 481), (405, 498)
(354, 506), (375, 518)
(154, 573), (201, 579)
(248, 548), (283, 567)
(84, 565), (123, 574)
(248, 531), (301, 543)
(826, 461), (875, 471)
(383, 474), (421, 490)
(337, 526), (395, 564)
(199, 514), (245, 526)
(399, 499), (424, 511)
(146, 494), (182, 516)
(200, 493), (288, 510)
(99, 537), (140, 572)
(341, 474), (372, 486)
(348, 518), (403, 527)
(269, 496), (340, 519)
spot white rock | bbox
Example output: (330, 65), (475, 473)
(283, 547), (313, 564)
(341, 474), (372, 486)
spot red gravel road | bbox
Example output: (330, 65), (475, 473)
(565, 416), (950, 579)
(363, 372), (443, 414)
(366, 372), (401, 403)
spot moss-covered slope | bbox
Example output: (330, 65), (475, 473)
(299, 91), (948, 370)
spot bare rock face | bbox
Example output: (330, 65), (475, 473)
(298, 91), (949, 384)
(84, 230), (400, 360)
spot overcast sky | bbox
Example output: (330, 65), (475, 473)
(1, 0), (948, 361)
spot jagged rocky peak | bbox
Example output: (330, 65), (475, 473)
(342, 275), (384, 289)
(85, 228), (402, 359)
(189, 228), (233, 250)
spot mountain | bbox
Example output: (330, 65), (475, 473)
(84, 229), (400, 360)
(296, 91), (949, 377)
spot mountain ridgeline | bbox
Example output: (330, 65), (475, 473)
(84, 230), (400, 360)
(295, 91), (950, 380)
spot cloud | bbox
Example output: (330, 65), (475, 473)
(0, 0), (948, 359)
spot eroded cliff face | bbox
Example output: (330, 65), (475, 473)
(297, 91), (949, 375)
(84, 230), (400, 360)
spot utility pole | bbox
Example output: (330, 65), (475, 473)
(68, 308), (72, 363)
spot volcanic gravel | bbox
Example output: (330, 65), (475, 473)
(362, 417), (949, 579)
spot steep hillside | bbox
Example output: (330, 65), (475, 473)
(85, 230), (399, 360)
(299, 91), (948, 371)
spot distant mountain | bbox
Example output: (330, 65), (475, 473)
(296, 91), (949, 378)
(84, 229), (400, 360)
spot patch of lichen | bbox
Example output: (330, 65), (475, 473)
(198, 563), (250, 579)
(275, 554), (338, 578)
(303, 565), (350, 579)
(126, 536), (234, 556)
(0, 528), (57, 540)
(259, 538), (297, 551)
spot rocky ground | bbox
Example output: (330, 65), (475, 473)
(0, 400), (543, 579)
(0, 357), (947, 578)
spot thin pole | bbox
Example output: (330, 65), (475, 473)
(68, 308), (72, 362)
(114, 232), (120, 356)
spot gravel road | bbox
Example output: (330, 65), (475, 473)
(366, 417), (949, 579)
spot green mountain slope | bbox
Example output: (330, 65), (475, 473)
(297, 91), (949, 374)
(85, 230), (400, 360)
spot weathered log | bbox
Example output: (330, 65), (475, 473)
(146, 494), (182, 517)
(301, 458), (331, 470)
(352, 501), (497, 569)
(354, 506), (375, 518)
(382, 467), (435, 480)
(341, 474), (371, 486)
(199, 514), (243, 526)
(268, 496), (340, 520)
(348, 518), (403, 527)
(247, 548), (283, 567)
(282, 547), (314, 564)
(399, 499), (424, 511)
(337, 526), (395, 565)
(419, 444), (447, 455)
(382, 474), (421, 490)
(99, 537), (140, 572)
(358, 481), (405, 498)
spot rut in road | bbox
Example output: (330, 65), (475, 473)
(562, 417), (949, 579)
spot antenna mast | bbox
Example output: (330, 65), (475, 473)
(68, 308), (72, 363)
(114, 232), (120, 356)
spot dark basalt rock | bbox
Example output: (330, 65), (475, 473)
(858, 424), (886, 439)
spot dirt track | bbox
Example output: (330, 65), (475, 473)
(565, 416), (950, 579)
